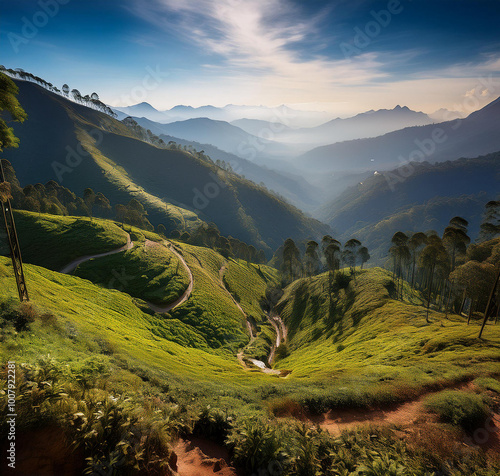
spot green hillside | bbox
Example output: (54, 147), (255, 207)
(274, 268), (500, 407)
(317, 153), (500, 261)
(73, 238), (190, 306)
(0, 211), (128, 270)
(2, 77), (328, 251)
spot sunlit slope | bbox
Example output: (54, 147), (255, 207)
(0, 211), (128, 270)
(275, 269), (500, 391)
(0, 256), (269, 386)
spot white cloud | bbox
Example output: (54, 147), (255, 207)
(132, 0), (387, 89)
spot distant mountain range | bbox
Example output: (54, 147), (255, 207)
(133, 116), (292, 160)
(299, 96), (500, 174)
(269, 105), (434, 147)
(115, 103), (443, 158)
(113, 102), (331, 128)
(3, 79), (329, 251)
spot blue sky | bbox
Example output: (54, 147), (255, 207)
(1, 0), (500, 115)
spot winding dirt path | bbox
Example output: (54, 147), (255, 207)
(144, 240), (193, 313)
(60, 235), (193, 313)
(59, 234), (133, 274)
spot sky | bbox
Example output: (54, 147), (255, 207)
(1, 0), (500, 116)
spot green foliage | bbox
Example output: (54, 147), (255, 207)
(226, 419), (285, 474)
(3, 210), (128, 270)
(473, 377), (500, 394)
(0, 72), (27, 151)
(193, 406), (233, 444)
(423, 390), (490, 431)
(74, 240), (189, 305)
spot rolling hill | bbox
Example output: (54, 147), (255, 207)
(316, 152), (500, 261)
(299, 96), (500, 174)
(1, 77), (329, 251)
(131, 116), (322, 211)
(133, 116), (292, 159)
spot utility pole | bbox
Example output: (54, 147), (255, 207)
(0, 160), (29, 302)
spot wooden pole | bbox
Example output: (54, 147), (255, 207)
(0, 160), (29, 302)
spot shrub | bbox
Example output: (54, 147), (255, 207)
(0, 300), (37, 331)
(473, 377), (500, 394)
(423, 390), (490, 432)
(226, 419), (285, 474)
(334, 272), (351, 290)
(268, 397), (303, 417)
(193, 406), (232, 443)
(275, 343), (290, 360)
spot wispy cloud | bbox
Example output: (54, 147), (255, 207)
(131, 0), (387, 89)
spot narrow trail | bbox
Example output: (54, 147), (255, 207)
(60, 234), (194, 313)
(144, 240), (193, 313)
(59, 234), (133, 274)
(172, 438), (239, 476)
(302, 381), (497, 441)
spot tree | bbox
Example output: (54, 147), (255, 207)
(71, 89), (82, 103)
(343, 238), (361, 275)
(324, 241), (341, 313)
(479, 200), (500, 242)
(419, 236), (449, 323)
(390, 232), (410, 299)
(443, 217), (470, 271)
(0, 72), (27, 152)
(304, 240), (319, 277)
(93, 192), (111, 217)
(450, 261), (496, 325)
(83, 188), (96, 221)
(408, 232), (428, 287)
(282, 238), (301, 282)
(358, 246), (370, 269)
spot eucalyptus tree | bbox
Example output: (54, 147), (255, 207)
(282, 238), (301, 282)
(408, 232), (428, 288)
(390, 232), (410, 299)
(324, 241), (341, 311)
(418, 235), (449, 323)
(304, 240), (320, 277)
(343, 238), (361, 276)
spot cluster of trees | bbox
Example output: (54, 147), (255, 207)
(2, 160), (153, 231)
(280, 236), (370, 283)
(389, 208), (500, 336)
(0, 67), (116, 117)
(169, 221), (267, 264)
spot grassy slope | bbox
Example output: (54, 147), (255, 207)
(223, 258), (279, 320)
(223, 259), (280, 359)
(73, 238), (189, 305)
(0, 256), (269, 390)
(167, 243), (250, 352)
(0, 211), (128, 270)
(274, 268), (500, 404)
